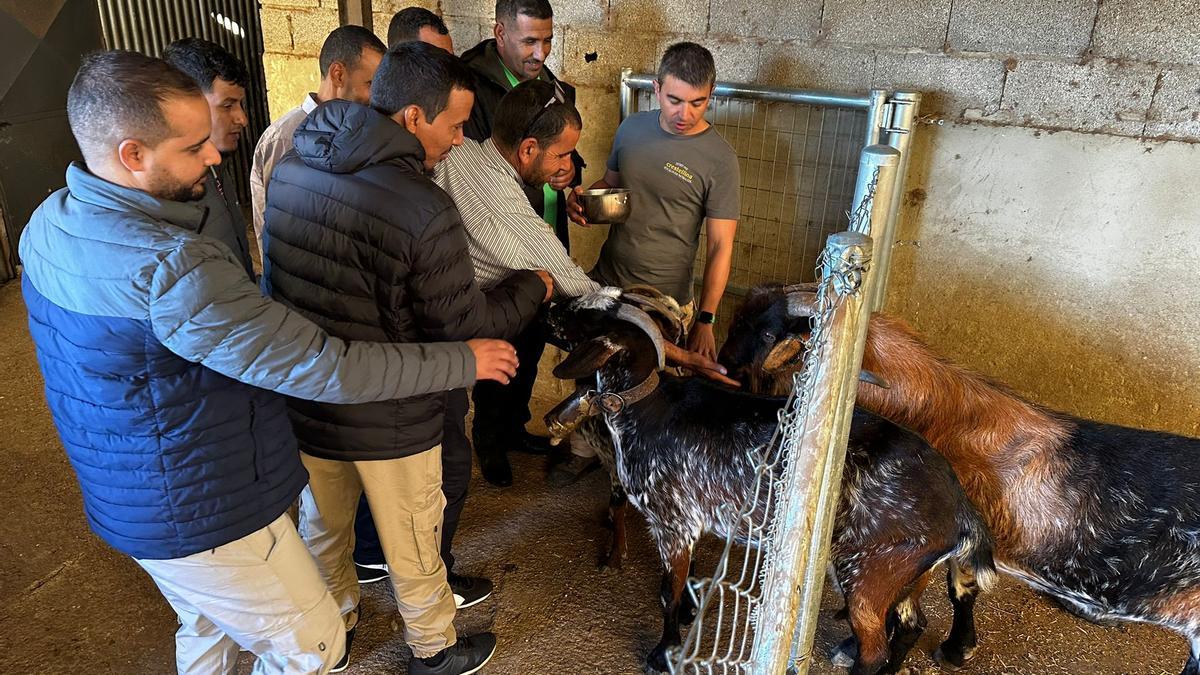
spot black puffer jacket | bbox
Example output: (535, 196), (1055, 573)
(263, 100), (545, 460)
(461, 39), (584, 249)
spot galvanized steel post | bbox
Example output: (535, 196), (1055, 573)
(848, 145), (900, 310)
(619, 68), (635, 122)
(873, 91), (921, 312)
(751, 231), (873, 675)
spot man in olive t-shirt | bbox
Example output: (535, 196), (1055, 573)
(562, 42), (740, 485)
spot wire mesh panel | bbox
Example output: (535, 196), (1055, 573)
(668, 191), (879, 675)
(628, 88), (869, 341)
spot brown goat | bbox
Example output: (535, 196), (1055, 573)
(725, 285), (1200, 675)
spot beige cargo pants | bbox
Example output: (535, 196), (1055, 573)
(298, 445), (457, 658)
(135, 513), (345, 674)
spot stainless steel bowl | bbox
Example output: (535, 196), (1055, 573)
(578, 188), (631, 225)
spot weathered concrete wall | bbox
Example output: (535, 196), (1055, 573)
(258, 0), (1200, 435)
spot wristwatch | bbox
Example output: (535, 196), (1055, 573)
(696, 310), (716, 325)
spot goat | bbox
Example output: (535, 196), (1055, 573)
(544, 288), (996, 675)
(725, 283), (1200, 675)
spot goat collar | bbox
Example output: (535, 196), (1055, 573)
(545, 370), (660, 441)
(594, 369), (660, 415)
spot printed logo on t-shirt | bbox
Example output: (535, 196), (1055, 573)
(663, 162), (695, 185)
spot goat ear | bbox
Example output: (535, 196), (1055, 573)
(553, 337), (622, 380)
(762, 336), (806, 373)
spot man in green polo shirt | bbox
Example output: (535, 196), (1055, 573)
(460, 0), (586, 486)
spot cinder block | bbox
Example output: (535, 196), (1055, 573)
(874, 52), (1005, 117)
(442, 0), (493, 21)
(999, 58), (1159, 135)
(374, 0), (438, 14)
(821, 0), (952, 50)
(287, 8), (341, 57)
(759, 42), (875, 92)
(551, 0), (607, 27)
(611, 0), (706, 35)
(260, 7), (294, 54)
(263, 53), (320, 121)
(1145, 67), (1200, 141)
(946, 0), (1095, 57)
(443, 15), (490, 55)
(260, 0), (321, 8)
(708, 0), (821, 41)
(1092, 0), (1200, 66)
(558, 27), (666, 88)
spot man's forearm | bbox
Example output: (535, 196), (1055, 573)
(697, 240), (733, 313)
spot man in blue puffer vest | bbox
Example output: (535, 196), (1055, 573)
(19, 50), (520, 675)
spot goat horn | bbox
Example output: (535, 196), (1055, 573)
(785, 289), (820, 318)
(621, 294), (685, 345)
(781, 282), (820, 294)
(616, 303), (666, 370)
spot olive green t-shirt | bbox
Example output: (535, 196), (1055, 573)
(592, 111), (740, 302)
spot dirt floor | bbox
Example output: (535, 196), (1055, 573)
(0, 277), (1188, 675)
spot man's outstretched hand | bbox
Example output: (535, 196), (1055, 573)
(468, 339), (519, 384)
(664, 342), (740, 387)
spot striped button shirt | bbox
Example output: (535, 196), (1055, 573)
(435, 138), (599, 299)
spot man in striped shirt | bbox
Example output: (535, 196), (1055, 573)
(435, 80), (596, 488)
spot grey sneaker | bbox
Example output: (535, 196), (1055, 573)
(408, 633), (497, 675)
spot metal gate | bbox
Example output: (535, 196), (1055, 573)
(96, 0), (271, 204)
(618, 71), (918, 335)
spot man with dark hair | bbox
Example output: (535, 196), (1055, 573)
(563, 41), (740, 484)
(162, 38), (253, 279)
(387, 6), (453, 51)
(250, 25), (385, 265)
(461, 0), (586, 486)
(437, 80), (596, 302)
(264, 41), (552, 675)
(21, 49), (519, 675)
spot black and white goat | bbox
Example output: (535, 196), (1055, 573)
(722, 283), (1200, 675)
(545, 288), (995, 674)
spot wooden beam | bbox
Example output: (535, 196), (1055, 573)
(337, 0), (373, 31)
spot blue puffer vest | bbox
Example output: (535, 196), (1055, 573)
(20, 163), (307, 560)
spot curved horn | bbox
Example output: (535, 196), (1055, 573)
(621, 293), (686, 345)
(785, 289), (820, 318)
(615, 303), (666, 370)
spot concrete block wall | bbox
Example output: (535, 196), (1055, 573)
(258, 0), (1200, 436)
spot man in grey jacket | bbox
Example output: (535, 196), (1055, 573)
(19, 50), (518, 675)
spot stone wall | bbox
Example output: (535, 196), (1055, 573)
(258, 0), (1200, 435)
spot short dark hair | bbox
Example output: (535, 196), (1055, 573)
(496, 0), (553, 23)
(319, 25), (386, 78)
(657, 42), (716, 89)
(370, 41), (476, 120)
(67, 50), (203, 163)
(493, 79), (581, 150)
(162, 38), (249, 91)
(387, 7), (449, 48)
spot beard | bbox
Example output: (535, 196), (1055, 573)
(148, 170), (207, 203)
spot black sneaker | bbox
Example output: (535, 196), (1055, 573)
(355, 561), (389, 584)
(330, 626), (356, 673)
(408, 633), (497, 675)
(449, 573), (493, 609)
(511, 431), (553, 455)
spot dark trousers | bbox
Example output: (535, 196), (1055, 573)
(352, 388), (474, 574)
(471, 316), (547, 457)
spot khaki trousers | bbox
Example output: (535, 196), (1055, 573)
(298, 446), (456, 658)
(136, 513), (345, 675)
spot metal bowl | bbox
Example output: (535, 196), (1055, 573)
(578, 188), (631, 225)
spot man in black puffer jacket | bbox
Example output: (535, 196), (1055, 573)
(263, 42), (551, 675)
